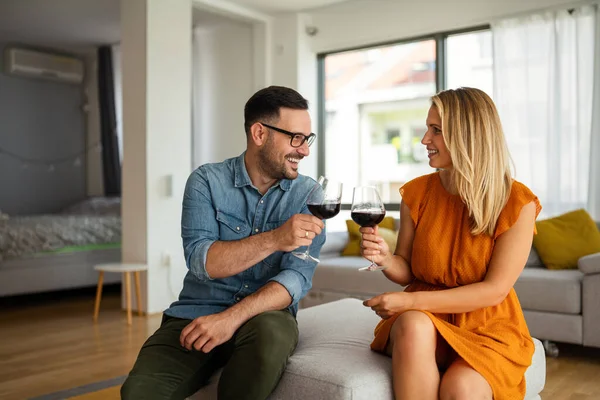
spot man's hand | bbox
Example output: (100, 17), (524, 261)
(180, 311), (243, 353)
(275, 214), (324, 252)
(363, 292), (415, 319)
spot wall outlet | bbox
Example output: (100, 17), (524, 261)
(164, 174), (173, 198)
(162, 252), (171, 267)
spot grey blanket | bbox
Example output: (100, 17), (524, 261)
(0, 215), (121, 261)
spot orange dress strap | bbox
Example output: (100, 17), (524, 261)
(399, 173), (435, 226)
(494, 181), (542, 239)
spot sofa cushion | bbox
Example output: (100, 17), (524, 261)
(314, 256), (406, 296)
(190, 298), (394, 399)
(514, 268), (583, 314)
(578, 252), (600, 274)
(270, 298), (394, 399)
(526, 337), (546, 398)
(533, 209), (600, 270)
(524, 310), (583, 345)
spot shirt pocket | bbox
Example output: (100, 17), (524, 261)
(216, 209), (249, 241)
(262, 220), (286, 269)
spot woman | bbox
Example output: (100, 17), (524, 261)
(360, 87), (541, 400)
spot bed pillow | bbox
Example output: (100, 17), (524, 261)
(61, 197), (121, 216)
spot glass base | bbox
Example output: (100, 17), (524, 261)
(358, 264), (387, 272)
(292, 251), (319, 263)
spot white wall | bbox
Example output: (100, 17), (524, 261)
(271, 13), (319, 179)
(146, 0), (192, 313)
(121, 0), (192, 314)
(192, 20), (254, 167)
(121, 0), (149, 311)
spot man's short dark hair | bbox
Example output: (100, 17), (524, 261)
(244, 86), (308, 135)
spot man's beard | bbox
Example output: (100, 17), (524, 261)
(258, 134), (299, 181)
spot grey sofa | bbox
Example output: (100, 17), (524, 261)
(191, 298), (546, 400)
(515, 230), (600, 350)
(302, 224), (600, 352)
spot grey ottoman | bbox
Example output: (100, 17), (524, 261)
(190, 298), (546, 399)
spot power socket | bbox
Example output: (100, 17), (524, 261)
(162, 252), (172, 267)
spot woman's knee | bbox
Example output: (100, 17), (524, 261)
(439, 360), (492, 400)
(391, 311), (437, 350)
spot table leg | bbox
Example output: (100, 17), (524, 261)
(124, 271), (132, 325)
(93, 271), (104, 321)
(134, 271), (143, 316)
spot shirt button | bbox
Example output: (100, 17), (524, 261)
(255, 228), (259, 233)
(244, 284), (248, 288)
(260, 200), (264, 204)
(236, 227), (240, 231)
(236, 297), (241, 301)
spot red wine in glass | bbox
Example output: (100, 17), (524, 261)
(308, 201), (342, 220)
(293, 177), (343, 263)
(351, 186), (387, 271)
(350, 210), (385, 227)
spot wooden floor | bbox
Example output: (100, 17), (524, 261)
(0, 292), (599, 400)
(0, 291), (162, 400)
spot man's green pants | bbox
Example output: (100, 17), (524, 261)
(121, 310), (298, 400)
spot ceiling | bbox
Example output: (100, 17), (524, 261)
(0, 0), (121, 50)
(0, 0), (354, 51)
(227, 0), (352, 13)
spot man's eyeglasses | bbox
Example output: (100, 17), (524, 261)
(261, 123), (316, 148)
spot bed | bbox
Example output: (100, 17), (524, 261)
(0, 197), (122, 297)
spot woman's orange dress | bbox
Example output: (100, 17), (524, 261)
(370, 172), (541, 400)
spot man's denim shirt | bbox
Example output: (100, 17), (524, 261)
(164, 152), (326, 320)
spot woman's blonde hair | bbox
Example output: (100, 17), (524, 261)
(431, 87), (513, 236)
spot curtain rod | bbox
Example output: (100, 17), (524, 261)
(489, 0), (599, 24)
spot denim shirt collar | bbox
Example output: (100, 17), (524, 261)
(234, 152), (291, 192)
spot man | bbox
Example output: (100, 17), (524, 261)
(121, 86), (326, 400)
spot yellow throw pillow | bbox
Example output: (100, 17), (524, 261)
(378, 227), (398, 253)
(533, 209), (600, 270)
(342, 216), (396, 256)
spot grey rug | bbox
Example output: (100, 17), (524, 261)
(29, 375), (126, 400)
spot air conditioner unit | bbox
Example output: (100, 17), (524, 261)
(3, 47), (84, 84)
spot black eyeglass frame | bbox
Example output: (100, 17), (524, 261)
(260, 123), (316, 148)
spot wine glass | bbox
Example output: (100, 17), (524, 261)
(351, 186), (387, 271)
(292, 176), (342, 263)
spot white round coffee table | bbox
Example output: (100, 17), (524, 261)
(93, 263), (148, 325)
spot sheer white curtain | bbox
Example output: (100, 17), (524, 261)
(589, 7), (600, 221)
(492, 6), (597, 218)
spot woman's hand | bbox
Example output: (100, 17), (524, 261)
(363, 292), (415, 319)
(359, 225), (391, 266)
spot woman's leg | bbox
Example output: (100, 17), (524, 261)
(386, 311), (449, 400)
(439, 358), (492, 400)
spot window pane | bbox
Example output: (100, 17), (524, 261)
(323, 40), (437, 206)
(446, 30), (494, 97)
